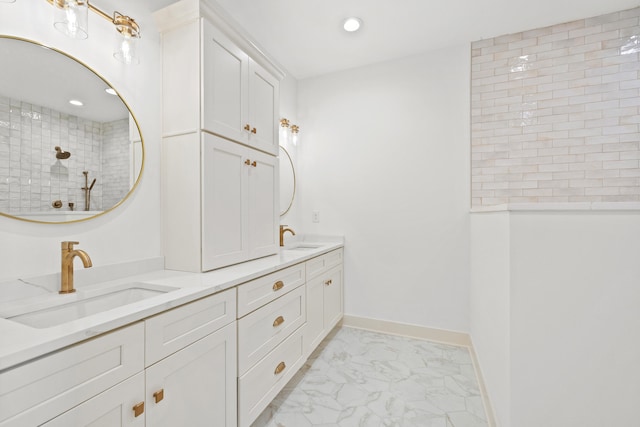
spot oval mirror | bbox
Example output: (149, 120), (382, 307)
(0, 36), (144, 223)
(279, 145), (295, 216)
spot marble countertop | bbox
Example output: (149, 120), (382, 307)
(0, 238), (343, 371)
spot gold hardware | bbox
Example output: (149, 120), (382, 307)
(153, 389), (164, 403)
(325, 279), (333, 286)
(244, 159), (251, 165)
(133, 402), (144, 417)
(273, 316), (285, 327)
(274, 361), (286, 375)
(251, 127), (257, 134)
(291, 125), (299, 134)
(60, 241), (93, 294)
(279, 225), (296, 247)
(52, 200), (63, 209)
(280, 118), (290, 128)
(251, 161), (257, 167)
(244, 124), (251, 131)
(273, 280), (284, 291)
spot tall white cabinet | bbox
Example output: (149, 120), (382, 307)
(156, 0), (282, 272)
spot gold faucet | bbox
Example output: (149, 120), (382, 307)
(279, 225), (295, 247)
(60, 241), (93, 294)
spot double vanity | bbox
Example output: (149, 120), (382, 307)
(0, 242), (344, 427)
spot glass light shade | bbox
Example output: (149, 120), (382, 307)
(279, 123), (289, 145)
(53, 0), (89, 40)
(0, 0), (17, 3)
(114, 34), (140, 65)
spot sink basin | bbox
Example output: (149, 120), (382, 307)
(284, 243), (323, 251)
(1, 282), (177, 328)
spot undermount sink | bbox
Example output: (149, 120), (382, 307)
(1, 282), (178, 329)
(284, 243), (323, 251)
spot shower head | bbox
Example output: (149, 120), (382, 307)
(55, 146), (71, 159)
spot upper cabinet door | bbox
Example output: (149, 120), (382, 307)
(248, 60), (279, 155)
(202, 20), (249, 144)
(247, 149), (278, 259)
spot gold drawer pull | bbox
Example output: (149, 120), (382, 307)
(251, 127), (257, 134)
(251, 161), (257, 167)
(273, 315), (285, 327)
(273, 280), (284, 291)
(244, 124), (251, 131)
(274, 361), (286, 375)
(325, 279), (333, 286)
(133, 402), (145, 417)
(153, 389), (164, 403)
(244, 159), (251, 165)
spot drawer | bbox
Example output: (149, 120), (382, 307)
(145, 288), (236, 366)
(306, 248), (343, 280)
(237, 263), (305, 317)
(0, 322), (144, 427)
(237, 285), (305, 375)
(238, 327), (305, 427)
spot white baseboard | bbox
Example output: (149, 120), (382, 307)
(340, 315), (497, 427)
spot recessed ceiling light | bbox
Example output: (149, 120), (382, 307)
(343, 17), (362, 33)
(105, 87), (117, 96)
(69, 99), (83, 106)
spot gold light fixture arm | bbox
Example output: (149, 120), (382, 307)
(45, 0), (141, 38)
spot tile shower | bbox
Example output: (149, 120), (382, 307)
(471, 7), (640, 207)
(0, 95), (130, 214)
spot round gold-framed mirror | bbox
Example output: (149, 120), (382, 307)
(279, 145), (295, 216)
(0, 36), (144, 224)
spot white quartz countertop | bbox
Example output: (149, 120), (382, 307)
(0, 239), (343, 371)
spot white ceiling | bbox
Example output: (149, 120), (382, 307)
(153, 0), (640, 79)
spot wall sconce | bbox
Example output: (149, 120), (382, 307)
(280, 118), (300, 146)
(279, 118), (290, 145)
(44, 0), (141, 64)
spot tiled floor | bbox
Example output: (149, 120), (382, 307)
(252, 326), (489, 427)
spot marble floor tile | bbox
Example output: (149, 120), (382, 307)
(252, 326), (489, 427)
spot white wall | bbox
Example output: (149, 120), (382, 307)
(297, 45), (471, 332)
(471, 210), (640, 426)
(510, 211), (640, 427)
(0, 1), (163, 282)
(470, 212), (511, 426)
(278, 74), (301, 230)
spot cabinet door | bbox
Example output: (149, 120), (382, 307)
(202, 19), (249, 144)
(248, 60), (279, 155)
(247, 148), (278, 259)
(202, 134), (249, 270)
(145, 322), (237, 427)
(323, 264), (344, 332)
(304, 274), (326, 357)
(41, 373), (145, 427)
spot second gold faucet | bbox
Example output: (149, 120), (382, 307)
(60, 241), (93, 294)
(279, 225), (295, 247)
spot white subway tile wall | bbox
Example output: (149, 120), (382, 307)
(0, 95), (130, 215)
(471, 7), (640, 207)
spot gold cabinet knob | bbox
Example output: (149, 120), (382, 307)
(244, 124), (251, 131)
(251, 161), (257, 167)
(244, 159), (251, 165)
(153, 389), (164, 403)
(133, 402), (145, 417)
(274, 361), (286, 375)
(273, 315), (285, 327)
(251, 127), (257, 134)
(273, 280), (284, 291)
(325, 279), (333, 286)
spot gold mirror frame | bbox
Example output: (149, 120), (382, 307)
(279, 145), (296, 216)
(0, 35), (145, 224)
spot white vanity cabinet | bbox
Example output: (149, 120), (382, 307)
(304, 249), (344, 357)
(0, 323), (144, 427)
(236, 264), (308, 427)
(0, 289), (237, 427)
(203, 20), (279, 155)
(156, 1), (283, 273)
